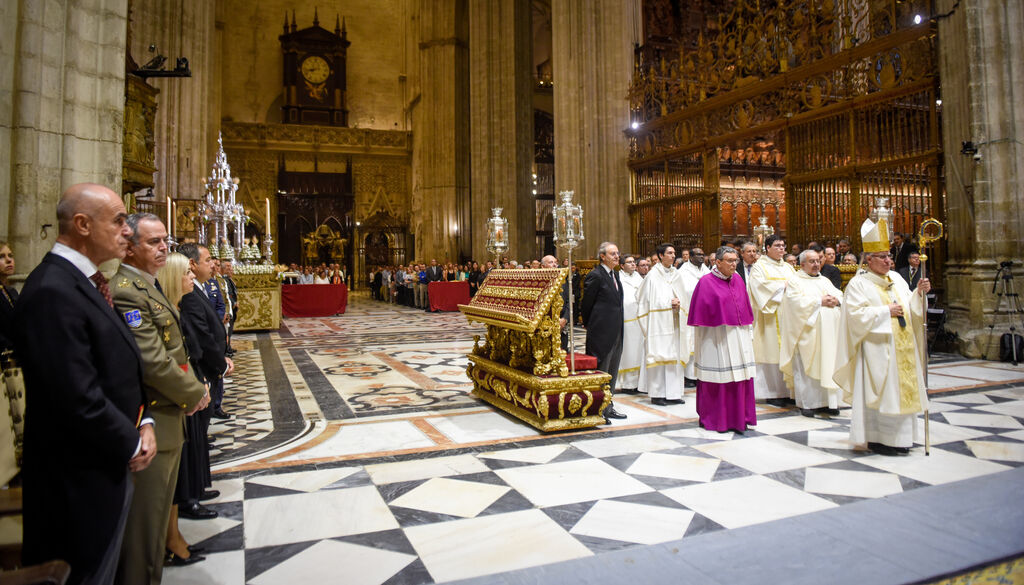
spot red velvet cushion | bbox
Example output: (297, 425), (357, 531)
(565, 353), (598, 370)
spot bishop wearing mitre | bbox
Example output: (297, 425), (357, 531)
(833, 216), (931, 456)
(778, 249), (844, 417)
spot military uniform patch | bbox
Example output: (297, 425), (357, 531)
(123, 309), (143, 328)
(117, 278), (131, 288)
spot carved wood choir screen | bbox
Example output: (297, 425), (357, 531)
(628, 0), (944, 268)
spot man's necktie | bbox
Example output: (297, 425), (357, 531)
(154, 278), (164, 295)
(610, 269), (618, 291)
(90, 272), (114, 309)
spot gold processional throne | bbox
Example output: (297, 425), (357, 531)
(458, 268), (611, 431)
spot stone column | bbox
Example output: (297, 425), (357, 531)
(2, 0), (129, 273)
(551, 0), (638, 258)
(130, 0), (217, 207)
(938, 0), (1024, 356)
(410, 0), (470, 263)
(469, 0), (533, 262)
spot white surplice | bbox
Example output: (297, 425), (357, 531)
(778, 270), (844, 409)
(616, 269), (645, 391)
(748, 255), (795, 399)
(636, 263), (694, 399)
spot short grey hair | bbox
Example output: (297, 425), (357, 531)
(740, 241), (758, 252)
(126, 212), (162, 245)
(597, 241), (615, 259)
(715, 245), (738, 259)
(797, 249), (819, 264)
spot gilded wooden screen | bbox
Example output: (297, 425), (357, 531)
(628, 0), (943, 265)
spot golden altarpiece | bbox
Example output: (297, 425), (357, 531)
(629, 0), (945, 280)
(460, 269), (611, 431)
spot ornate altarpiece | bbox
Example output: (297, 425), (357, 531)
(629, 0), (945, 279)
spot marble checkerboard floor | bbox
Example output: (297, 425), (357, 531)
(167, 294), (1024, 585)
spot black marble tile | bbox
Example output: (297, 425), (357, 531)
(205, 499), (243, 521)
(324, 468), (375, 490)
(814, 493), (871, 506)
(381, 557), (434, 585)
(193, 523), (244, 553)
(775, 430), (810, 445)
(289, 347), (355, 420)
(763, 468), (806, 491)
(389, 506), (462, 528)
(984, 393), (1020, 403)
(609, 491), (690, 510)
(478, 489), (535, 516)
(245, 540), (319, 582)
(540, 501), (598, 532)
(598, 453), (643, 473)
(548, 445), (595, 463)
(450, 470), (510, 486)
(628, 474), (703, 492)
(242, 482), (306, 500)
(940, 440), (980, 457)
(335, 528), (418, 555)
(898, 475), (931, 492)
(711, 461), (753, 482)
(478, 457), (544, 471)
(572, 533), (642, 554)
(377, 479), (430, 502)
(815, 458), (891, 473)
(682, 512), (725, 538)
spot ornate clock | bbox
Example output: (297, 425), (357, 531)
(280, 10), (350, 126)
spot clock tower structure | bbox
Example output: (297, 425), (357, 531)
(279, 9), (350, 126)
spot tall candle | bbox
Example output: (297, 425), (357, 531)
(166, 197), (172, 232)
(171, 200), (177, 237)
(265, 197), (271, 238)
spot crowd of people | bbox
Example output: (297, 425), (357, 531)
(4, 184), (241, 584)
(569, 226), (928, 459)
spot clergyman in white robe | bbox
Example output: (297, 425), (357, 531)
(748, 237), (795, 402)
(616, 261), (645, 392)
(637, 250), (693, 403)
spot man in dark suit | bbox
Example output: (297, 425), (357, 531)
(112, 213), (209, 583)
(177, 243), (233, 518)
(891, 232), (919, 271)
(737, 241), (759, 286)
(581, 242), (627, 423)
(15, 183), (155, 585)
(221, 259), (239, 356)
(898, 252), (923, 291)
(199, 256), (231, 420)
(424, 258), (443, 311)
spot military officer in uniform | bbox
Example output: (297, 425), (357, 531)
(112, 213), (209, 584)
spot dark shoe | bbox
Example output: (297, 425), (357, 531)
(179, 502), (218, 520)
(766, 398), (789, 407)
(824, 408), (841, 416)
(665, 398), (685, 405)
(617, 388), (640, 395)
(783, 397), (797, 405)
(199, 489), (220, 501)
(893, 446), (911, 454)
(604, 406), (627, 419)
(651, 397), (668, 406)
(165, 550), (206, 567)
(800, 408), (818, 418)
(867, 442), (899, 456)
(187, 544), (205, 554)
(684, 378), (697, 388)
(212, 408), (231, 419)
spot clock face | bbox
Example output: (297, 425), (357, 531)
(300, 55), (330, 84)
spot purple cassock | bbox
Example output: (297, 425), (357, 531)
(687, 271), (757, 432)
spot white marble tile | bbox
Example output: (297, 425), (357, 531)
(858, 447), (1011, 485)
(478, 444), (568, 464)
(965, 440), (1024, 463)
(243, 485), (399, 548)
(975, 400), (1024, 419)
(923, 401), (967, 413)
(622, 396), (698, 419)
(163, 550), (245, 585)
(750, 415), (837, 435)
(428, 412), (540, 443)
(806, 430), (859, 451)
(923, 374), (981, 390)
(975, 361), (1024, 372)
(985, 388), (1024, 400)
(280, 421), (435, 461)
(571, 432), (683, 458)
(932, 393), (994, 405)
(1001, 429), (1024, 441)
(803, 467), (903, 498)
(602, 399), (680, 425)
(249, 540), (415, 585)
(626, 452), (720, 483)
(495, 458), (653, 508)
(934, 365), (1024, 383)
(178, 516), (241, 547)
(662, 427), (734, 441)
(694, 435), (844, 474)
(942, 411), (1024, 430)
(405, 509), (592, 583)
(914, 419), (991, 444)
(662, 475), (836, 529)
(390, 477), (510, 518)
(570, 499), (695, 545)
(365, 454), (490, 485)
(247, 467), (362, 493)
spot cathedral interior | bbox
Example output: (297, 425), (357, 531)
(1, 0), (1023, 583)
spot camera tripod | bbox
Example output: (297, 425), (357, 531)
(985, 261), (1024, 365)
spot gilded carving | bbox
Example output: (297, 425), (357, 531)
(235, 285), (281, 331)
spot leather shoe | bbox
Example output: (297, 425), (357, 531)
(187, 544), (205, 554)
(665, 398), (684, 405)
(212, 408), (231, 419)
(199, 489), (220, 501)
(165, 550), (206, 567)
(650, 397), (668, 406)
(824, 408), (841, 416)
(800, 408), (818, 418)
(617, 388), (640, 395)
(867, 442), (900, 456)
(179, 502), (218, 520)
(604, 406), (627, 419)
(684, 378), (697, 388)
(766, 398), (789, 407)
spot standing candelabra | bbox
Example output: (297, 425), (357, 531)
(553, 190), (584, 373)
(753, 216), (774, 251)
(485, 208), (509, 267)
(198, 132), (249, 259)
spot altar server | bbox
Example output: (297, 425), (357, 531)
(749, 234), (795, 406)
(636, 244), (694, 405)
(834, 218), (930, 456)
(778, 249), (844, 417)
(616, 254), (644, 393)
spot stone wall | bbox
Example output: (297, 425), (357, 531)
(1, 0), (129, 274)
